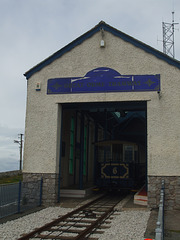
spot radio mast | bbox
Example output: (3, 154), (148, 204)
(162, 11), (179, 58)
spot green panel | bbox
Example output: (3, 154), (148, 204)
(69, 117), (74, 174)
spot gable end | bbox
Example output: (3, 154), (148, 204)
(24, 21), (180, 79)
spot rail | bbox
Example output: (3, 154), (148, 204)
(17, 194), (122, 240)
(155, 179), (165, 240)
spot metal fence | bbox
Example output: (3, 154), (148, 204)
(0, 182), (19, 218)
(0, 178), (43, 219)
(155, 179), (165, 240)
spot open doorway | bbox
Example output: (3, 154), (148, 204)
(59, 101), (147, 193)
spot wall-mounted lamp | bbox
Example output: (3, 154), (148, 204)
(100, 28), (105, 48)
(100, 39), (105, 47)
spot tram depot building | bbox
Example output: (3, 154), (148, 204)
(23, 21), (180, 210)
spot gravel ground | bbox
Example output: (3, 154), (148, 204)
(0, 197), (151, 240)
(98, 210), (151, 240)
(0, 207), (73, 240)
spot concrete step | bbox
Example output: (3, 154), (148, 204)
(60, 187), (94, 198)
(134, 185), (147, 206)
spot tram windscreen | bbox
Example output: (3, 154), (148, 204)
(124, 145), (134, 162)
(112, 144), (123, 162)
(98, 145), (111, 162)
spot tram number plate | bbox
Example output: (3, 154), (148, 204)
(101, 163), (129, 179)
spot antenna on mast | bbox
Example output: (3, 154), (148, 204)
(162, 11), (179, 58)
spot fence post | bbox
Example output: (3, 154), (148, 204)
(39, 177), (43, 206)
(155, 222), (162, 240)
(155, 179), (165, 240)
(162, 180), (165, 240)
(18, 180), (22, 213)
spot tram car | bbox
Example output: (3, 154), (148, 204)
(95, 140), (146, 190)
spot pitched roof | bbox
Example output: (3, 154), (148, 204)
(24, 21), (180, 79)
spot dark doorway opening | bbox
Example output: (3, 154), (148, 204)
(60, 101), (147, 193)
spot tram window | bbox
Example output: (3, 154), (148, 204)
(124, 145), (134, 162)
(98, 146), (104, 162)
(112, 144), (123, 162)
(105, 146), (111, 161)
(98, 146), (111, 162)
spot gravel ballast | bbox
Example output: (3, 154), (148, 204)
(0, 207), (73, 240)
(0, 199), (151, 240)
(98, 210), (151, 240)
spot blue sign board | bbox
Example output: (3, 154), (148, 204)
(47, 67), (160, 94)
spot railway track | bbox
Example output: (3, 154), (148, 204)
(17, 194), (123, 240)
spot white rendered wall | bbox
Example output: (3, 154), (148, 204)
(23, 30), (180, 176)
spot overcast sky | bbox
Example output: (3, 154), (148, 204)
(0, 0), (180, 172)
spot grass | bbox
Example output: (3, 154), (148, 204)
(170, 230), (180, 233)
(0, 174), (23, 185)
